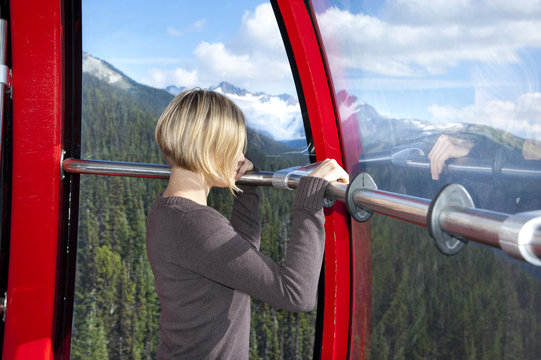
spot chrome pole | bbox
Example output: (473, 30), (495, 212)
(0, 19), (10, 159)
(62, 158), (171, 178)
(62, 158), (345, 198)
(62, 158), (541, 265)
(353, 189), (430, 226)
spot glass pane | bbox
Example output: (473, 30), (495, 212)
(73, 1), (315, 359)
(312, 1), (541, 358)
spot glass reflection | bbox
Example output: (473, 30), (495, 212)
(312, 1), (541, 359)
(313, 0), (541, 212)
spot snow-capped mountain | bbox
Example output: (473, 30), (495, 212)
(82, 53), (305, 142)
(83, 52), (135, 90)
(82, 52), (509, 150)
(165, 85), (185, 96)
(165, 81), (304, 141)
(210, 82), (304, 141)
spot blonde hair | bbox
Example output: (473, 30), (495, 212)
(156, 89), (247, 193)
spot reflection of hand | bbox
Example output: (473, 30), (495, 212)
(309, 158), (350, 184)
(235, 159), (254, 180)
(522, 139), (541, 160)
(428, 135), (474, 180)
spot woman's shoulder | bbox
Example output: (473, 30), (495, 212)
(151, 195), (227, 225)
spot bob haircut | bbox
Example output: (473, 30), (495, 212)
(156, 89), (247, 193)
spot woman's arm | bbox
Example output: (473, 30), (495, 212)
(230, 158), (260, 249)
(230, 185), (261, 250)
(175, 176), (327, 312)
(174, 159), (348, 312)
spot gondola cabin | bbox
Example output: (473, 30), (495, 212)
(2, 0), (541, 359)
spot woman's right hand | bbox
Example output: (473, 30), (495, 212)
(309, 159), (349, 184)
(427, 135), (473, 180)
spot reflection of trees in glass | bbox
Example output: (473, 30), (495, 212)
(335, 90), (541, 358)
(72, 73), (315, 359)
(370, 214), (541, 360)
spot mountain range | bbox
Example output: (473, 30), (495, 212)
(82, 52), (306, 143)
(82, 52), (524, 160)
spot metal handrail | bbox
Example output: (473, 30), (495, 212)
(62, 158), (172, 178)
(359, 146), (541, 182)
(62, 158), (541, 266)
(61, 158), (347, 200)
(0, 19), (11, 163)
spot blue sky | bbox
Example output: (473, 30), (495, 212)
(83, 0), (541, 139)
(82, 0), (294, 95)
(313, 0), (541, 138)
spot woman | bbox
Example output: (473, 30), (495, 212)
(146, 89), (349, 359)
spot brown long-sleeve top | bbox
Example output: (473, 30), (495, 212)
(146, 176), (328, 359)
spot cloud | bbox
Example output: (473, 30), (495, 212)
(194, 42), (256, 79)
(189, 19), (206, 32)
(167, 18), (206, 37)
(143, 67), (199, 88)
(167, 26), (183, 37)
(111, 57), (183, 65)
(428, 92), (541, 139)
(237, 4), (284, 55)
(383, 0), (541, 25)
(142, 3), (293, 95)
(315, 2), (541, 77)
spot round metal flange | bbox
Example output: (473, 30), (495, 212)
(427, 183), (474, 255)
(272, 166), (301, 190)
(322, 197), (335, 208)
(346, 172), (377, 222)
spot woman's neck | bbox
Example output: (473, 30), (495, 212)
(163, 166), (211, 206)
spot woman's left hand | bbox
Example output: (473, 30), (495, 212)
(235, 159), (254, 180)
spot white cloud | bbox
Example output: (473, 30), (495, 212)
(194, 42), (257, 79)
(316, 2), (541, 77)
(143, 67), (199, 89)
(189, 19), (206, 32)
(237, 3), (284, 55)
(384, 0), (541, 25)
(167, 26), (183, 37)
(167, 18), (206, 37)
(142, 3), (293, 95)
(111, 57), (182, 65)
(428, 92), (541, 139)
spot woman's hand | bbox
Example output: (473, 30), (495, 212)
(428, 135), (473, 180)
(309, 158), (349, 184)
(235, 158), (254, 181)
(523, 138), (541, 160)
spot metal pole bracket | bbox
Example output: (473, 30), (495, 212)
(272, 166), (303, 190)
(428, 183), (474, 255)
(346, 172), (377, 222)
(271, 163), (336, 207)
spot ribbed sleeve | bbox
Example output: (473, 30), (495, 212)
(293, 176), (329, 211)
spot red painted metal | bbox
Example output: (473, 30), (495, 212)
(4, 0), (64, 358)
(348, 222), (372, 359)
(3, 1), (357, 359)
(304, 1), (372, 356)
(275, 1), (351, 358)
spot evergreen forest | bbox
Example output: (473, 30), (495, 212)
(367, 162), (541, 359)
(71, 74), (314, 359)
(71, 71), (541, 360)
